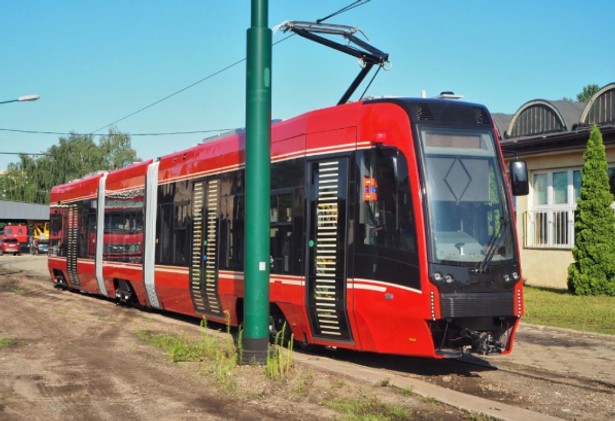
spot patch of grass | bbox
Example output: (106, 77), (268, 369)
(135, 316), (239, 392)
(464, 412), (498, 421)
(390, 385), (413, 396)
(327, 396), (411, 421)
(293, 372), (315, 396)
(0, 337), (16, 348)
(134, 330), (204, 362)
(523, 286), (615, 335)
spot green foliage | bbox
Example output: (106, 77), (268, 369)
(0, 129), (139, 204)
(576, 84), (600, 102)
(568, 126), (615, 296)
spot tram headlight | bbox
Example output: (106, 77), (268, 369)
(503, 273), (511, 283)
(444, 274), (454, 284)
(432, 272), (443, 283)
(512, 271), (520, 281)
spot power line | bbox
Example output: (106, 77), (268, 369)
(0, 152), (49, 156)
(0, 127), (233, 137)
(90, 0), (371, 134)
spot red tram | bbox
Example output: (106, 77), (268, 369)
(48, 97), (528, 358)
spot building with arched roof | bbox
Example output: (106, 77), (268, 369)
(499, 82), (615, 288)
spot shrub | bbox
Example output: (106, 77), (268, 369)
(567, 125), (615, 295)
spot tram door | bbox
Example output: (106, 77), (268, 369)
(66, 204), (80, 287)
(189, 178), (224, 318)
(305, 157), (353, 343)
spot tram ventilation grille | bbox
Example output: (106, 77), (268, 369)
(440, 292), (514, 318)
(415, 105), (434, 121)
(472, 107), (491, 125)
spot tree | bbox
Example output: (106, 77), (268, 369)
(0, 129), (139, 204)
(576, 84), (600, 102)
(567, 125), (615, 296)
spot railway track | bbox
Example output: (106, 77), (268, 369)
(456, 355), (615, 395)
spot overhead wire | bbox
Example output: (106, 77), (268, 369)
(89, 0), (371, 135)
(0, 127), (233, 137)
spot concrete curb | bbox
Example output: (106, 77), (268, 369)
(294, 352), (562, 421)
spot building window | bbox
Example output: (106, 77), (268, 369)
(526, 170), (580, 249)
(526, 167), (615, 249)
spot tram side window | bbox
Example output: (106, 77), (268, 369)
(104, 189), (145, 263)
(269, 158), (305, 276)
(49, 210), (64, 257)
(156, 181), (192, 266)
(270, 190), (294, 274)
(355, 148), (420, 288)
(77, 199), (97, 259)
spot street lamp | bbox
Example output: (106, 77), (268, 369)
(0, 94), (40, 105)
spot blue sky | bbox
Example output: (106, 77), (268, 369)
(1, 1), (613, 171)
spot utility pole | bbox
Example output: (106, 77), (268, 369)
(243, 0), (271, 364)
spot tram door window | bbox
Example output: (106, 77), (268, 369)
(219, 170), (244, 271)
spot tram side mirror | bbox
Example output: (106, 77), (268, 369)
(390, 152), (408, 186)
(509, 160), (529, 196)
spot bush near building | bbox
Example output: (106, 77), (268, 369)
(567, 126), (615, 296)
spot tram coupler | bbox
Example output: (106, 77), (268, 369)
(53, 275), (67, 290)
(115, 291), (133, 304)
(466, 329), (503, 355)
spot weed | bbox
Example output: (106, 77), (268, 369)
(377, 378), (391, 387)
(265, 322), (294, 381)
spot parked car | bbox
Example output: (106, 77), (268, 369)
(0, 238), (21, 256)
(31, 239), (49, 255)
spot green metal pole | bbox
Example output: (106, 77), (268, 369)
(243, 0), (271, 365)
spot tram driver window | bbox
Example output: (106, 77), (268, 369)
(359, 149), (417, 254)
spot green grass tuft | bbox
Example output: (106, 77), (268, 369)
(327, 396), (411, 421)
(0, 337), (16, 347)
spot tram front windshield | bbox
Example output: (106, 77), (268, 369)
(418, 126), (514, 265)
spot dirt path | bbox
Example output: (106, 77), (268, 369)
(0, 257), (476, 421)
(1, 255), (614, 420)
(0, 272), (281, 420)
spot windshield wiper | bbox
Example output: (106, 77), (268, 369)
(473, 217), (508, 274)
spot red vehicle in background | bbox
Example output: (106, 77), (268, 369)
(0, 238), (21, 256)
(2, 224), (28, 244)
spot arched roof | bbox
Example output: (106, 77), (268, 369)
(580, 82), (615, 125)
(505, 99), (585, 139)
